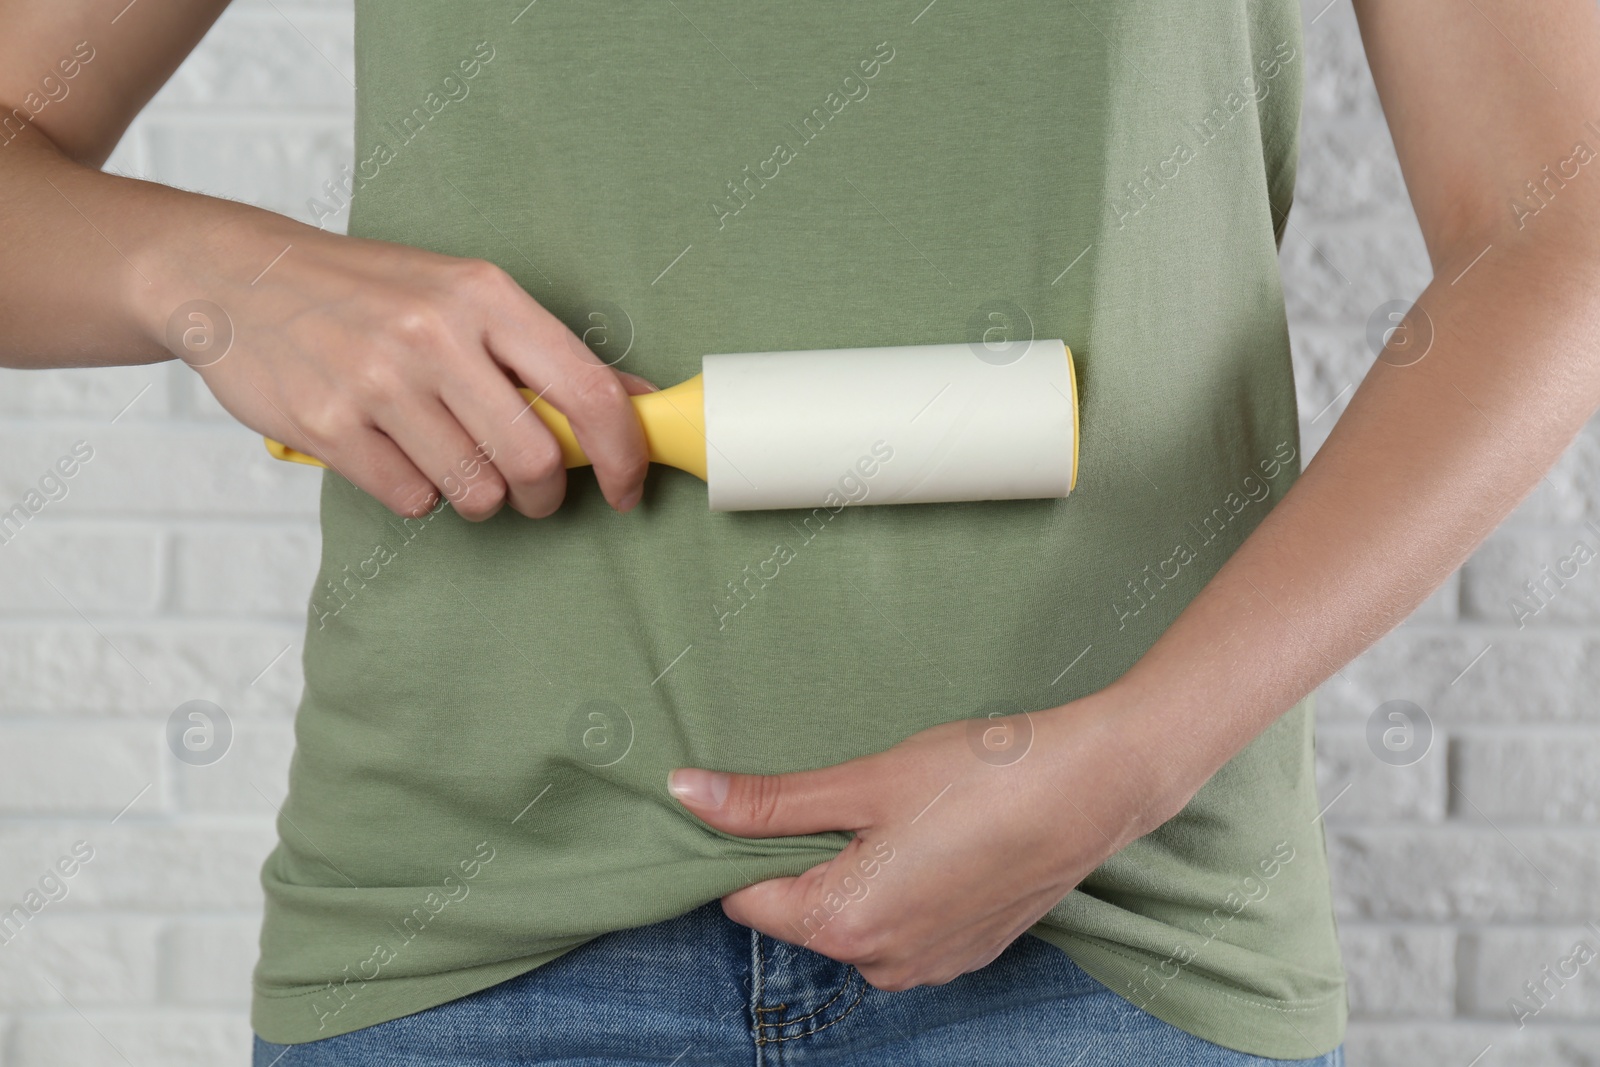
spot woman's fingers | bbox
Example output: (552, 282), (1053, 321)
(616, 370), (660, 395)
(482, 304), (651, 512)
(192, 234), (656, 520)
(376, 396), (515, 522)
(287, 421), (439, 519)
(439, 363), (572, 519)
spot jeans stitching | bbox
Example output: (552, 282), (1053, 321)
(749, 927), (765, 1067)
(759, 961), (857, 1029)
(756, 967), (867, 1045)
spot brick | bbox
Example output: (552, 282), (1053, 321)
(0, 426), (319, 518)
(0, 919), (160, 1006)
(0, 824), (274, 913)
(1409, 570), (1461, 623)
(1343, 1022), (1599, 1067)
(1463, 530), (1600, 626)
(1316, 629), (1600, 724)
(0, 724), (161, 815)
(1460, 926), (1600, 1023)
(0, 435), (113, 522)
(1340, 924), (1455, 1017)
(146, 8), (354, 111)
(1329, 828), (1600, 922)
(0, 0), (344, 1057)
(0, 623), (305, 718)
(143, 120), (354, 228)
(0, 834), (111, 920)
(1314, 725), (1447, 822)
(1279, 217), (1432, 326)
(174, 725), (295, 814)
(0, 528), (163, 614)
(1298, 416), (1334, 464)
(0, 365), (172, 421)
(1299, 0), (1385, 122)
(8, 1014), (251, 1067)
(160, 919), (260, 1007)
(1454, 735), (1600, 822)
(1295, 118), (1409, 220)
(1290, 325), (1372, 428)
(172, 527), (320, 616)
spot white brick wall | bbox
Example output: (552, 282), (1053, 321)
(1293, 3), (1600, 1063)
(0, 3), (330, 1064)
(0, 1), (1596, 1063)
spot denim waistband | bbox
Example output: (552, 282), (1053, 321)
(255, 899), (1342, 1066)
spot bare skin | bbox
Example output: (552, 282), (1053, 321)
(0, 0), (655, 521)
(669, 0), (1600, 992)
(7, 0), (1599, 1006)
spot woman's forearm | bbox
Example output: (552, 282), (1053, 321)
(0, 0), (240, 368)
(0, 0), (662, 520)
(1113, 218), (1600, 815)
(0, 129), (283, 368)
(0, 113), (658, 519)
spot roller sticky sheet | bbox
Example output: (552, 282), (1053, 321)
(263, 339), (1080, 512)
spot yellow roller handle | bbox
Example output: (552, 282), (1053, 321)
(263, 374), (709, 481)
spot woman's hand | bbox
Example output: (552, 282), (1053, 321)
(667, 688), (1189, 990)
(1, 11), (654, 523)
(175, 216), (654, 521)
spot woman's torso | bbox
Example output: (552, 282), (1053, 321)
(253, 3), (1345, 1057)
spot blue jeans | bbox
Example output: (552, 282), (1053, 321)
(254, 900), (1343, 1066)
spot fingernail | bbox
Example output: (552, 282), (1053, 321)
(669, 769), (729, 808)
(618, 486), (642, 512)
(399, 487), (438, 516)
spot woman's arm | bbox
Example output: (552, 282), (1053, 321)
(0, 0), (654, 520)
(1115, 0), (1600, 810)
(0, 0), (232, 365)
(667, 0), (1600, 990)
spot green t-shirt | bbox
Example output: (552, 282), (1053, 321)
(252, 2), (1347, 1057)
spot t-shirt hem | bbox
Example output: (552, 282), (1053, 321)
(257, 929), (1348, 1055)
(1029, 927), (1348, 1060)
(252, 945), (580, 1045)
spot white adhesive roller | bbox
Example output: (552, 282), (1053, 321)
(702, 340), (1078, 511)
(264, 339), (1080, 513)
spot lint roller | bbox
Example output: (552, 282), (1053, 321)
(263, 339), (1079, 511)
